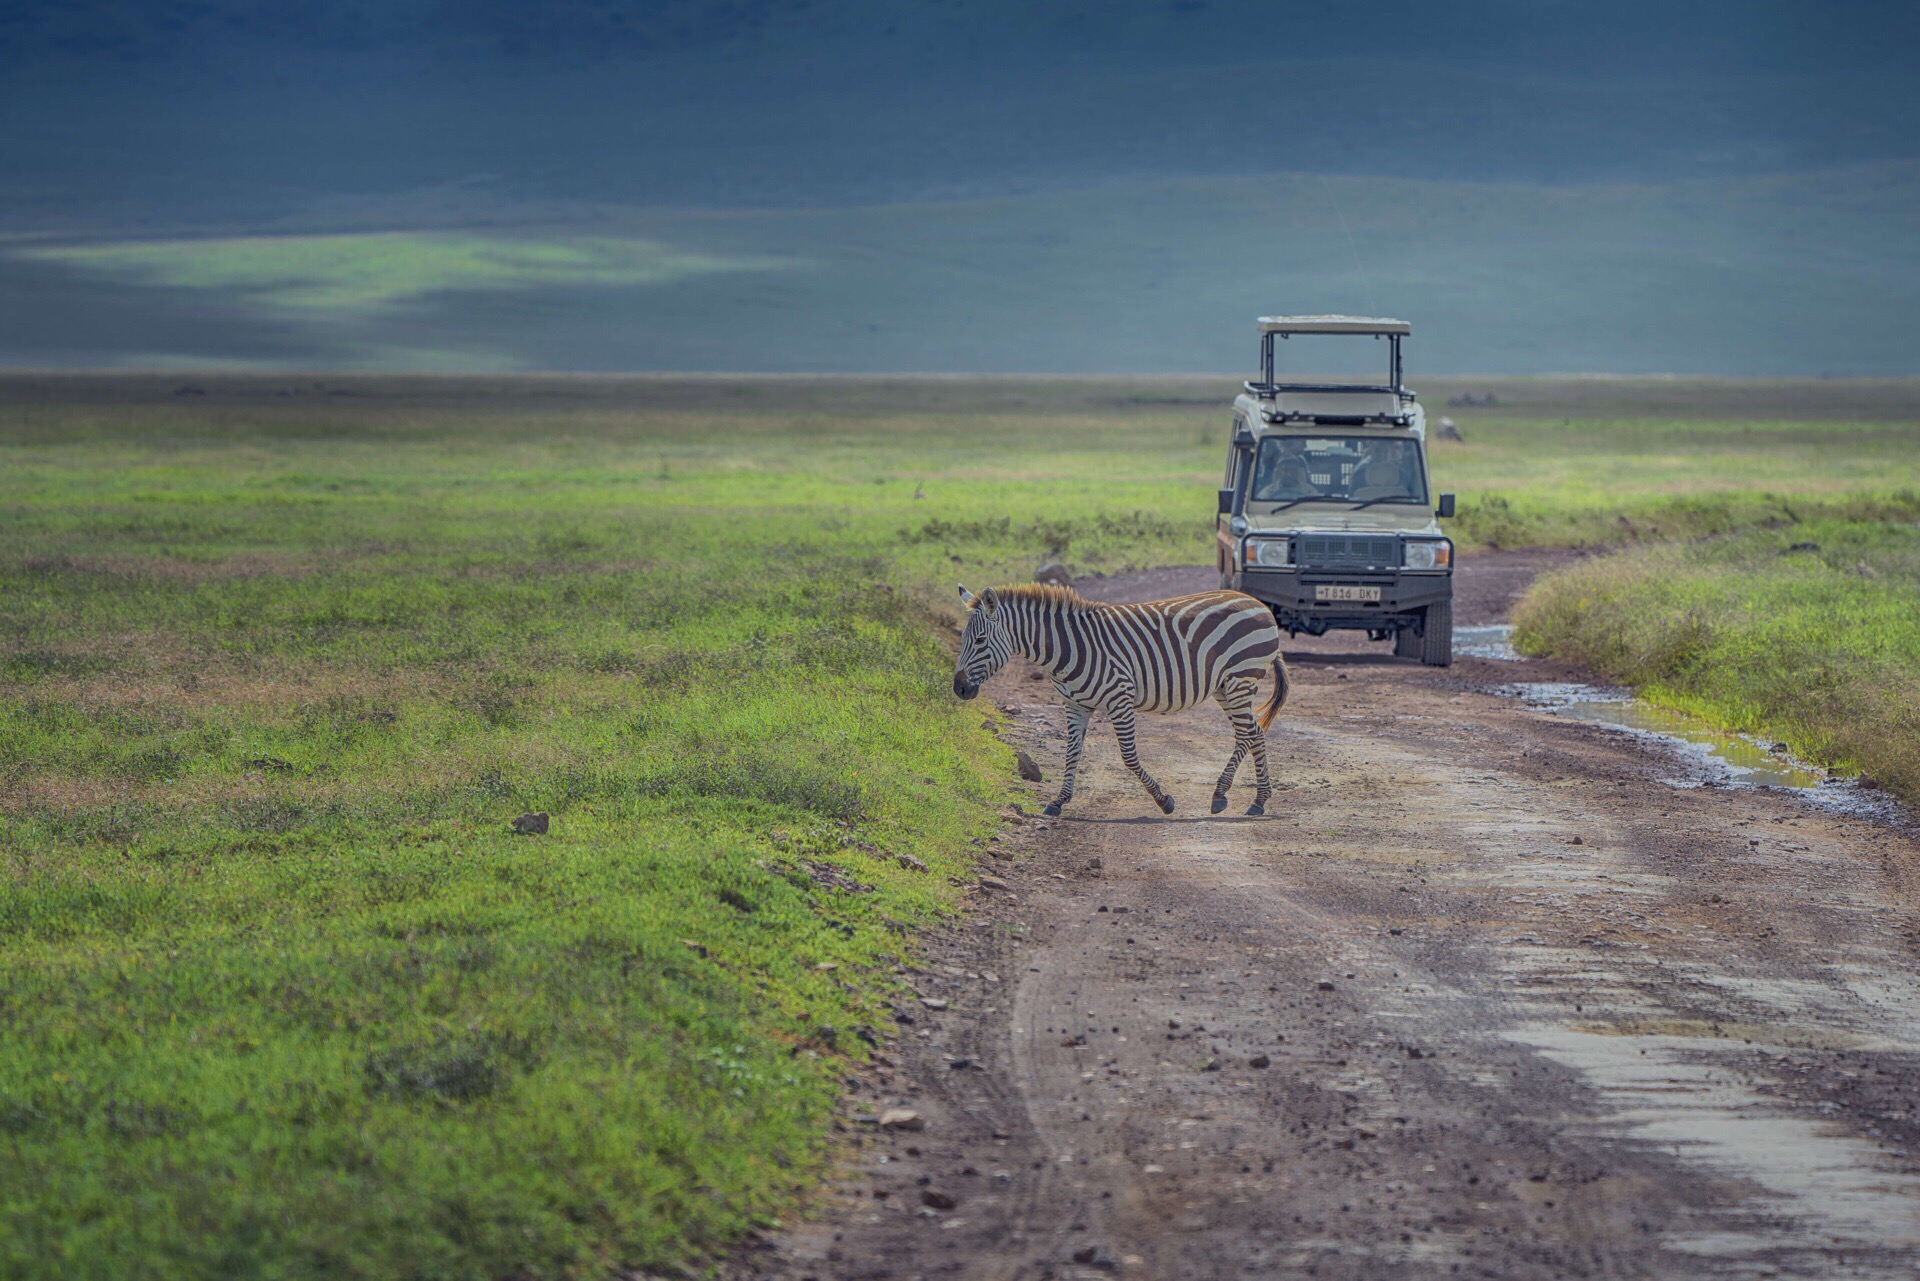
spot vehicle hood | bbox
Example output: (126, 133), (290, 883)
(1243, 506), (1443, 537)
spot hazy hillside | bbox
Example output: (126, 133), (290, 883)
(3, 1), (1916, 372)
(7, 164), (1917, 374)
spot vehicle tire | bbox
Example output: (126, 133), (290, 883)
(1420, 600), (1453, 667)
(1394, 625), (1421, 659)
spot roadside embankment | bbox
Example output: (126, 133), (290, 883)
(1513, 519), (1920, 805)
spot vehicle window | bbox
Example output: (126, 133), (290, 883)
(1250, 436), (1427, 504)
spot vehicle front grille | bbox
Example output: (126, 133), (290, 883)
(1294, 535), (1398, 571)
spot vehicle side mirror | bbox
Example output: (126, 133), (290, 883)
(1436, 493), (1456, 519)
(1218, 488), (1235, 515)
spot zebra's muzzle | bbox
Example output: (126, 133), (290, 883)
(953, 674), (980, 700)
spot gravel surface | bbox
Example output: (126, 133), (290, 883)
(740, 552), (1920, 1280)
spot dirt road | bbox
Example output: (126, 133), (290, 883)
(748, 553), (1920, 1281)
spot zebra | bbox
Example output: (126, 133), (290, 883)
(952, 584), (1288, 817)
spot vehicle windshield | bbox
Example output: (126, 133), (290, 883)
(1249, 436), (1428, 505)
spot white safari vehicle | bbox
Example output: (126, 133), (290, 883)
(1216, 316), (1457, 665)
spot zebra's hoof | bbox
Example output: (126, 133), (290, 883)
(1245, 802), (1266, 817)
(1210, 794), (1228, 814)
(1043, 804), (1062, 818)
(1158, 795), (1175, 815)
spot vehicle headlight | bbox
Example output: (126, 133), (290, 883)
(1246, 538), (1291, 568)
(1402, 539), (1452, 571)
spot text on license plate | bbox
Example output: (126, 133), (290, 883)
(1315, 584), (1382, 602)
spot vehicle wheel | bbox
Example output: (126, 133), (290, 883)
(1394, 625), (1421, 659)
(1420, 600), (1453, 667)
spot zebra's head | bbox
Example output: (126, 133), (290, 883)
(953, 584), (1012, 700)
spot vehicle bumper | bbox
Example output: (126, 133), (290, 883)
(1233, 568), (1452, 633)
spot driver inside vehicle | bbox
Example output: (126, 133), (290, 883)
(1349, 444), (1421, 502)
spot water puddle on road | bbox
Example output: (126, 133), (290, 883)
(1487, 682), (1897, 819)
(1453, 623), (1522, 660)
(1557, 698), (1824, 789)
(1463, 626), (1903, 817)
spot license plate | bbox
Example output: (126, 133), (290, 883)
(1315, 584), (1382, 602)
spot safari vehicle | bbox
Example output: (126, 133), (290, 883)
(1216, 316), (1457, 665)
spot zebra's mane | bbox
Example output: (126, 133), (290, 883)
(991, 584), (1093, 610)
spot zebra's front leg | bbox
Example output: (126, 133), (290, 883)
(1043, 702), (1092, 817)
(1109, 699), (1174, 815)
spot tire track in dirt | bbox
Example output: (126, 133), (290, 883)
(744, 553), (1920, 1281)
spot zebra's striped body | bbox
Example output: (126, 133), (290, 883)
(953, 585), (1288, 816)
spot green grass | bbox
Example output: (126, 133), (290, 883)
(1513, 521), (1920, 804)
(4, 373), (1920, 1277)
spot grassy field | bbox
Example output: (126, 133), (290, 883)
(3, 374), (1918, 1278)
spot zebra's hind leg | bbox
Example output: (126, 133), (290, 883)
(1108, 698), (1174, 815)
(1043, 702), (1092, 817)
(1211, 744), (1245, 814)
(1214, 677), (1272, 816)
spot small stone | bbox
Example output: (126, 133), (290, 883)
(1088, 857), (1103, 870)
(978, 875), (1009, 891)
(511, 811), (549, 835)
(896, 854), (929, 873)
(1249, 1054), (1271, 1069)
(879, 1108), (924, 1131)
(920, 997), (950, 1010)
(1201, 1058), (1220, 1072)
(1014, 751), (1044, 782)
(947, 1057), (972, 1070)
(1317, 980), (1336, 991)
(1034, 560), (1071, 587)
(921, 1189), (957, 1210)
(1568, 835), (1584, 845)
(815, 962), (838, 971)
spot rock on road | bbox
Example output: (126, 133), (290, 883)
(746, 553), (1920, 1281)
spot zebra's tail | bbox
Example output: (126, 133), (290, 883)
(1255, 654), (1290, 732)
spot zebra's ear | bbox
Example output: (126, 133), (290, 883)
(980, 587), (999, 615)
(957, 584), (977, 607)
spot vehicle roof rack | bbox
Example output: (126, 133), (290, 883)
(1246, 315), (1413, 400)
(1256, 315), (1410, 336)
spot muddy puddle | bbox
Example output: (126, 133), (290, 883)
(1463, 623), (1893, 816)
(1453, 623), (1522, 661)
